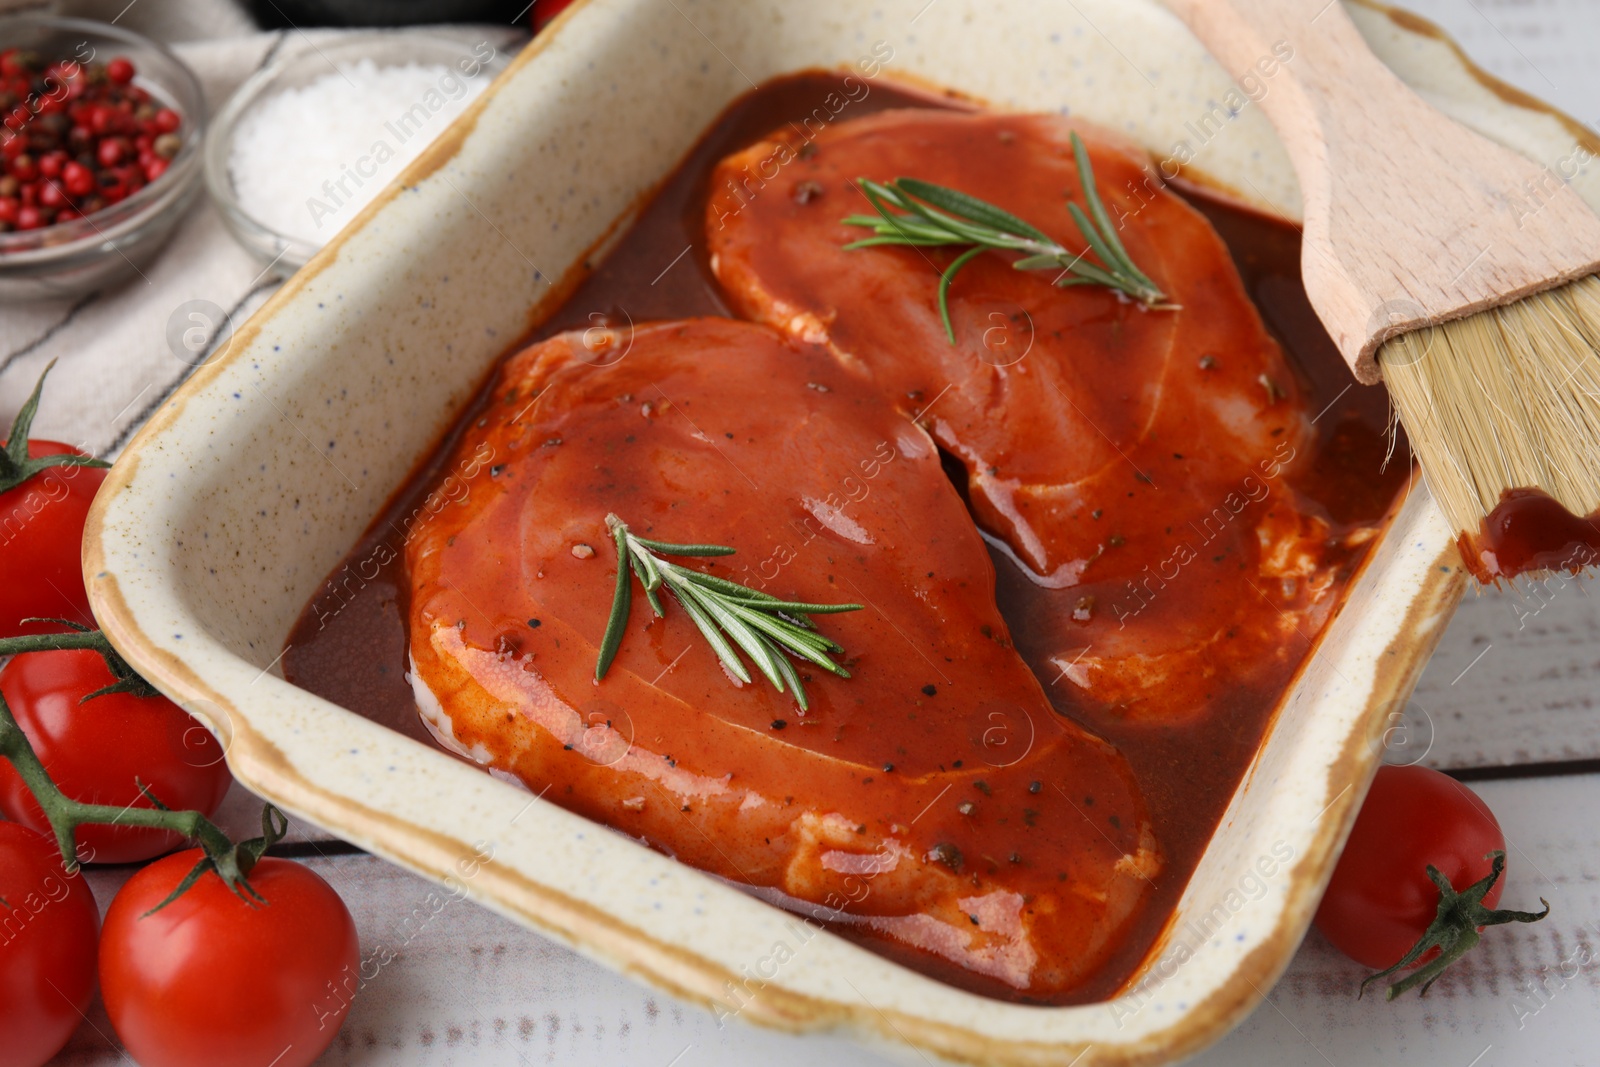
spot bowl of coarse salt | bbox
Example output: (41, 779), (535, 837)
(205, 31), (509, 277)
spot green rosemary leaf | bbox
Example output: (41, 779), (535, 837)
(670, 567), (775, 601)
(771, 652), (809, 712)
(841, 235), (958, 251)
(1070, 132), (1157, 292)
(670, 578), (752, 683)
(1055, 260), (1123, 290)
(671, 570), (864, 618)
(840, 214), (954, 240)
(1064, 202), (1126, 291)
(1069, 135), (1121, 255)
(1012, 253), (1065, 272)
(719, 596), (862, 615)
(896, 178), (1051, 242)
(596, 515), (860, 703)
(857, 179), (915, 227)
(885, 193), (999, 248)
(858, 180), (998, 247)
(839, 134), (1174, 338)
(937, 246), (988, 342)
(741, 604), (847, 656)
(691, 583), (786, 690)
(594, 525), (634, 681)
(755, 619), (851, 676)
(630, 536), (736, 557)
(631, 545), (664, 592)
(628, 552), (665, 617)
(792, 627), (844, 655)
(730, 604), (837, 657)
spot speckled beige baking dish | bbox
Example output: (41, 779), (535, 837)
(82, 2), (1600, 1063)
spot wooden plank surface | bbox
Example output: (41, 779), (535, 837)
(1410, 581), (1600, 773)
(56, 774), (1600, 1066)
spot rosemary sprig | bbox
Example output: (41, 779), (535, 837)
(594, 514), (862, 710)
(841, 131), (1176, 342)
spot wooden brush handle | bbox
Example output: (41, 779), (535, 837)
(1163, 0), (1600, 383)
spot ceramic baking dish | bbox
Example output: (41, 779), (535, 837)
(82, 2), (1600, 1063)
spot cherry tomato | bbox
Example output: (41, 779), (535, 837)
(0, 822), (100, 1067)
(0, 441), (106, 638)
(100, 851), (360, 1067)
(0, 650), (231, 864)
(1315, 764), (1506, 968)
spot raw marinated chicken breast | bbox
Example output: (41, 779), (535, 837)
(406, 318), (1159, 996)
(706, 109), (1335, 723)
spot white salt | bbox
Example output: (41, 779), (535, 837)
(229, 57), (490, 246)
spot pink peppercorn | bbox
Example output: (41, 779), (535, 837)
(0, 52), (184, 235)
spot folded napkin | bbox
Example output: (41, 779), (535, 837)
(1, 16), (524, 460)
(1, 30), (285, 456)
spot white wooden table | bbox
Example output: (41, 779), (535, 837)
(22, 2), (1600, 1065)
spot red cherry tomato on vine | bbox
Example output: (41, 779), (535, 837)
(0, 649), (231, 864)
(1315, 764), (1507, 969)
(0, 440), (106, 637)
(0, 821), (100, 1067)
(100, 851), (360, 1067)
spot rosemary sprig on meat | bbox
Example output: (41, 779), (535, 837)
(841, 131), (1176, 341)
(594, 514), (862, 710)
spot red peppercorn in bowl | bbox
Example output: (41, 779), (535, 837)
(0, 15), (204, 300)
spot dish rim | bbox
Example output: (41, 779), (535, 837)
(78, 1), (1591, 1061)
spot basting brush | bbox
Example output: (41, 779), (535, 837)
(1162, 0), (1600, 579)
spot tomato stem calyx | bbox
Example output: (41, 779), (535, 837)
(0, 360), (111, 495)
(142, 803), (288, 916)
(0, 626), (287, 906)
(1360, 850), (1549, 1000)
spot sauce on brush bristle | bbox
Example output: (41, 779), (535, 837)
(1458, 487), (1600, 582)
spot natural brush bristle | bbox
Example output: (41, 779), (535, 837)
(1380, 273), (1600, 535)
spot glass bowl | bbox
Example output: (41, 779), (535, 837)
(205, 31), (510, 279)
(0, 14), (206, 301)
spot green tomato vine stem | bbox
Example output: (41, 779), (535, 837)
(0, 626), (284, 908)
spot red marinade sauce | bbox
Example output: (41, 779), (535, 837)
(1458, 487), (1600, 582)
(281, 71), (1412, 1005)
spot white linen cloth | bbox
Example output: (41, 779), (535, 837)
(0, 2), (525, 458)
